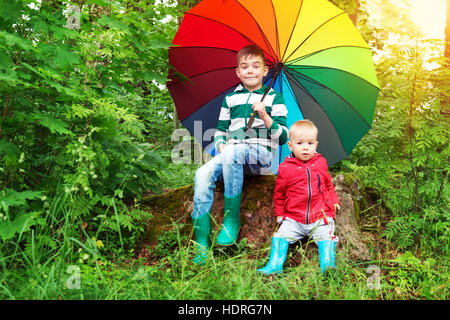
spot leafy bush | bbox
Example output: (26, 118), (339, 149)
(0, 0), (178, 258)
(341, 38), (449, 255)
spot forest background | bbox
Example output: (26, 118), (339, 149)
(0, 0), (448, 300)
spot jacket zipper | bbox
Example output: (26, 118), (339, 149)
(306, 165), (311, 224)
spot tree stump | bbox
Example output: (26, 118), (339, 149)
(334, 174), (371, 261)
(209, 175), (278, 249)
(140, 172), (372, 261)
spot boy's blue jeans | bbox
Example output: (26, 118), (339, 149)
(192, 143), (274, 219)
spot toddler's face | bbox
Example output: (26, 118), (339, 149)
(235, 55), (268, 92)
(288, 129), (318, 162)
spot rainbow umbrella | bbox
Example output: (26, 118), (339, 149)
(167, 0), (380, 167)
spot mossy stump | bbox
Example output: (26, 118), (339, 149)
(139, 184), (194, 243)
(139, 172), (373, 261)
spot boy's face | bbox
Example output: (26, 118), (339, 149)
(235, 54), (268, 92)
(288, 129), (319, 162)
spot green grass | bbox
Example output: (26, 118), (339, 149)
(0, 163), (448, 300)
(1, 224), (448, 300)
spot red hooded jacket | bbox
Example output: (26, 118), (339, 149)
(273, 153), (340, 224)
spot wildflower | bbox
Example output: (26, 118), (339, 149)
(95, 239), (104, 249)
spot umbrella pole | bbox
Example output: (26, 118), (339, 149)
(246, 64), (282, 130)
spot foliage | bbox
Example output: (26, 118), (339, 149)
(0, 188), (43, 241)
(0, 0), (179, 260)
(1, 225), (448, 300)
(339, 36), (449, 254)
(382, 207), (449, 255)
(0, 0), (448, 301)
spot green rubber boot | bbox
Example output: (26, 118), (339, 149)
(192, 213), (211, 265)
(216, 194), (242, 246)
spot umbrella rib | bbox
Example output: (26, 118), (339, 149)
(169, 46), (239, 82)
(282, 12), (347, 63)
(168, 66), (237, 85)
(280, 0), (304, 62)
(181, 82), (241, 122)
(171, 46), (239, 54)
(286, 45), (376, 83)
(286, 64), (380, 91)
(285, 45), (380, 90)
(283, 69), (316, 102)
(234, 0), (279, 61)
(283, 70), (348, 158)
(286, 45), (371, 64)
(184, 12), (277, 63)
(287, 68), (372, 130)
(269, 0), (281, 59)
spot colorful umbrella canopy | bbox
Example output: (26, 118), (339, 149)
(168, 0), (380, 168)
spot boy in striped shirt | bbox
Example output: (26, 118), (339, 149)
(191, 45), (288, 265)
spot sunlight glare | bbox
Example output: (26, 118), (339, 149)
(409, 0), (446, 39)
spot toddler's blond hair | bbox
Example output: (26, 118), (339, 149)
(289, 120), (318, 140)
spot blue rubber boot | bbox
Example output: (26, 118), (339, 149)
(318, 240), (336, 274)
(257, 237), (289, 275)
(192, 213), (211, 265)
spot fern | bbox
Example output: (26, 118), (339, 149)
(0, 188), (42, 214)
(0, 188), (43, 241)
(31, 112), (73, 136)
(383, 216), (418, 251)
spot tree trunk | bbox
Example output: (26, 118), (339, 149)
(349, 0), (360, 26)
(140, 173), (373, 262)
(441, 0), (449, 116)
(445, 0), (450, 64)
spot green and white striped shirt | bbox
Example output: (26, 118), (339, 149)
(214, 84), (288, 152)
